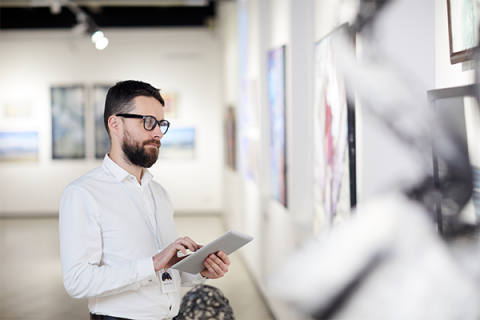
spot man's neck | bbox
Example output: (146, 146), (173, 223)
(109, 149), (144, 184)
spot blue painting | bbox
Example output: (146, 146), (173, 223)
(0, 131), (38, 162)
(159, 127), (195, 160)
(268, 46), (287, 207)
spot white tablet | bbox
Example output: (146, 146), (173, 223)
(171, 230), (254, 274)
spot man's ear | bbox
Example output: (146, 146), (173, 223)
(108, 115), (121, 137)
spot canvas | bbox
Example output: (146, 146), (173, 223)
(51, 86), (85, 159)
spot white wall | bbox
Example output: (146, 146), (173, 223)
(0, 28), (224, 216)
(219, 0), (437, 319)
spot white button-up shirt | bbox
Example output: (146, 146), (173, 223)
(59, 155), (205, 320)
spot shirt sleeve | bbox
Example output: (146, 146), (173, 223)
(180, 272), (207, 287)
(59, 185), (157, 299)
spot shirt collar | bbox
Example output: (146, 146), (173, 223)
(102, 154), (153, 185)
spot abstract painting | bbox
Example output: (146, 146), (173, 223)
(162, 93), (178, 119)
(268, 46), (287, 207)
(93, 84), (111, 159)
(51, 86), (85, 159)
(225, 106), (236, 170)
(0, 131), (38, 162)
(313, 27), (354, 232)
(158, 127), (195, 160)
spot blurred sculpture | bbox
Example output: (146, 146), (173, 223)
(176, 285), (234, 320)
(270, 0), (480, 319)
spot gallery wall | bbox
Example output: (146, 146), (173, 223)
(218, 0), (436, 319)
(0, 28), (224, 216)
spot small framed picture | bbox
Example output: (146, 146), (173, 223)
(447, 0), (479, 64)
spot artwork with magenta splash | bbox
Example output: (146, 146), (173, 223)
(313, 25), (356, 233)
(93, 84), (112, 159)
(51, 85), (85, 159)
(268, 45), (287, 207)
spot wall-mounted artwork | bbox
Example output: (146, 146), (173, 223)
(447, 0), (479, 64)
(3, 101), (33, 118)
(225, 106), (236, 170)
(313, 26), (356, 232)
(0, 131), (38, 162)
(268, 45), (287, 207)
(51, 85), (85, 159)
(159, 127), (195, 160)
(162, 93), (178, 119)
(239, 77), (261, 183)
(93, 84), (111, 159)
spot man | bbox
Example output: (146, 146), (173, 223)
(59, 80), (230, 320)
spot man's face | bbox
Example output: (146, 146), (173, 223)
(120, 96), (165, 168)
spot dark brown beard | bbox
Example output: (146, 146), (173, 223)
(122, 131), (160, 168)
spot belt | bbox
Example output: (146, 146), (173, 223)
(90, 313), (133, 320)
(90, 313), (178, 320)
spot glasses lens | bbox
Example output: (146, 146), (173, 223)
(144, 116), (156, 130)
(160, 121), (169, 134)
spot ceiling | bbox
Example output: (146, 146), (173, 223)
(0, 0), (219, 29)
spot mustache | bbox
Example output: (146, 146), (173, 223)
(143, 139), (161, 148)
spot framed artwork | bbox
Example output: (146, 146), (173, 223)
(268, 45), (287, 207)
(158, 127), (195, 160)
(162, 93), (178, 119)
(51, 85), (85, 159)
(313, 25), (356, 231)
(0, 131), (38, 162)
(427, 84), (476, 234)
(93, 84), (112, 159)
(447, 0), (479, 64)
(225, 106), (236, 170)
(3, 101), (33, 118)
(238, 77), (261, 183)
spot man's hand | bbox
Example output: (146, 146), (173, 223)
(200, 251), (231, 279)
(152, 236), (201, 272)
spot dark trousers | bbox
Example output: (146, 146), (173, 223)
(90, 313), (178, 320)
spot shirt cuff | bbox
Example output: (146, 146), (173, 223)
(137, 256), (156, 280)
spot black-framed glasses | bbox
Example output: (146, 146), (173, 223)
(116, 114), (170, 135)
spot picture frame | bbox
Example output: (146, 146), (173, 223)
(225, 106), (236, 170)
(427, 84), (477, 234)
(447, 0), (478, 64)
(51, 85), (86, 159)
(313, 24), (356, 231)
(0, 131), (38, 162)
(162, 93), (178, 119)
(158, 127), (195, 160)
(267, 45), (287, 208)
(92, 84), (112, 159)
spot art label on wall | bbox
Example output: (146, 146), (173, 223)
(51, 85), (85, 159)
(225, 106), (237, 170)
(162, 93), (178, 119)
(93, 84), (112, 159)
(268, 46), (287, 207)
(159, 127), (195, 160)
(313, 27), (355, 232)
(0, 131), (38, 162)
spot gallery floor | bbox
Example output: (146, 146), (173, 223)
(0, 215), (273, 320)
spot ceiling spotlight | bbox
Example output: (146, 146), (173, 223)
(91, 30), (109, 50)
(91, 31), (104, 43)
(95, 36), (109, 50)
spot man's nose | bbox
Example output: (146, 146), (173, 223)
(151, 124), (164, 139)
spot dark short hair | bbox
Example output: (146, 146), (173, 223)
(104, 80), (165, 135)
